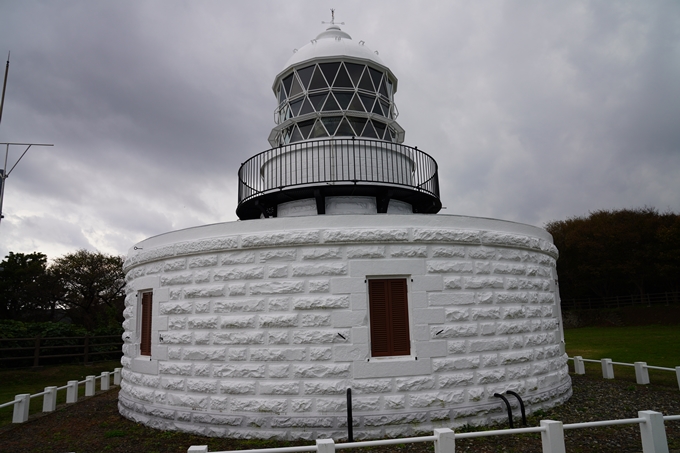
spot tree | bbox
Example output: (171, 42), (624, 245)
(0, 252), (54, 321)
(546, 208), (680, 304)
(50, 250), (125, 331)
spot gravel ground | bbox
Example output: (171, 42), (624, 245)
(0, 374), (678, 453)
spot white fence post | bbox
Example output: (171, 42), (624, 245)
(540, 420), (566, 453)
(635, 362), (650, 385)
(434, 428), (455, 453)
(187, 447), (208, 453)
(601, 358), (614, 379)
(114, 367), (122, 386)
(12, 394), (30, 423)
(101, 372), (110, 391)
(42, 386), (57, 412)
(574, 356), (585, 374)
(675, 366), (680, 391)
(316, 438), (336, 453)
(638, 410), (669, 453)
(66, 380), (78, 403)
(85, 375), (95, 396)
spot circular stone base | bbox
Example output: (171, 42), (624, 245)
(119, 214), (571, 440)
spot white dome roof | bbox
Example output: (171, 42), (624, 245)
(283, 24), (385, 70)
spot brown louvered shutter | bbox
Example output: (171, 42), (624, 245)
(140, 292), (153, 356)
(369, 279), (410, 357)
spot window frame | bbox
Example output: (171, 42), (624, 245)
(138, 290), (153, 357)
(367, 277), (412, 358)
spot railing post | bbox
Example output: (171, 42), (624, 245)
(434, 428), (455, 453)
(635, 362), (650, 385)
(12, 394), (30, 423)
(85, 375), (95, 396)
(33, 334), (41, 367)
(573, 356), (585, 374)
(43, 386), (57, 412)
(84, 334), (90, 364)
(540, 420), (566, 453)
(316, 438), (336, 453)
(187, 446), (208, 453)
(638, 411), (669, 453)
(114, 367), (122, 386)
(66, 380), (78, 403)
(675, 367), (680, 391)
(101, 372), (110, 390)
(601, 358), (614, 379)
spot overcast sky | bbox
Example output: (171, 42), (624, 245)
(1, 1), (679, 261)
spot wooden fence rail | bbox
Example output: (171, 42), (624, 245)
(561, 291), (680, 311)
(0, 334), (123, 367)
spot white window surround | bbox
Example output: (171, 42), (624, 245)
(366, 275), (415, 361)
(129, 275), (168, 375)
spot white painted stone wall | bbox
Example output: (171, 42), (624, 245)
(119, 214), (571, 440)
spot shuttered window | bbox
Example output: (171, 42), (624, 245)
(368, 278), (410, 357)
(140, 291), (153, 356)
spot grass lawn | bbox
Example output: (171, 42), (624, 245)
(564, 325), (680, 388)
(0, 360), (121, 427)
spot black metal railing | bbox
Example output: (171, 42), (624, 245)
(237, 138), (440, 219)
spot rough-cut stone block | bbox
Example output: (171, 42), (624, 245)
(309, 347), (333, 361)
(187, 316), (219, 329)
(301, 313), (331, 327)
(188, 255), (218, 268)
(268, 331), (289, 344)
(213, 299), (265, 313)
(260, 314), (298, 328)
(242, 231), (320, 248)
(293, 295), (350, 310)
(161, 332), (192, 344)
(214, 266), (265, 281)
(395, 376), (434, 392)
(474, 262), (491, 275)
(292, 263), (347, 276)
(168, 317), (187, 330)
(384, 395), (405, 409)
(316, 398), (346, 412)
(187, 379), (218, 393)
(257, 250), (295, 262)
(159, 302), (193, 315)
(347, 246), (385, 258)
(463, 277), (504, 289)
(220, 315), (256, 328)
(250, 281), (305, 295)
(390, 246), (427, 258)
(470, 307), (500, 320)
(301, 248), (342, 260)
(159, 362), (193, 376)
(259, 382), (300, 395)
(183, 348), (226, 361)
(433, 324), (478, 338)
(230, 398), (287, 414)
(432, 357), (480, 372)
(293, 363), (351, 378)
(410, 390), (464, 408)
(163, 259), (187, 271)
(268, 364), (290, 378)
(413, 229), (480, 244)
(161, 377), (185, 390)
(431, 246), (466, 258)
(267, 265), (289, 278)
(160, 273), (194, 286)
(325, 229), (408, 243)
(250, 348), (306, 361)
(308, 279), (330, 293)
(427, 261), (473, 274)
(469, 338), (509, 352)
(443, 277), (463, 289)
(364, 411), (427, 427)
(497, 321), (532, 335)
(439, 372), (475, 387)
(213, 364), (265, 378)
(184, 286), (225, 298)
(477, 369), (506, 384)
(444, 308), (469, 322)
(292, 329), (349, 344)
(213, 332), (264, 345)
(268, 297), (290, 311)
(303, 380), (347, 395)
(351, 379), (393, 394)
(291, 399), (313, 412)
(220, 251), (255, 265)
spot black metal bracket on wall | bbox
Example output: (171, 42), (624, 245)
(493, 391), (527, 429)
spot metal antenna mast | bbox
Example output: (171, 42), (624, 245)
(0, 53), (54, 226)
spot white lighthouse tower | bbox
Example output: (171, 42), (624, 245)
(119, 19), (571, 440)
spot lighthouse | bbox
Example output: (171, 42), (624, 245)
(119, 19), (571, 440)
